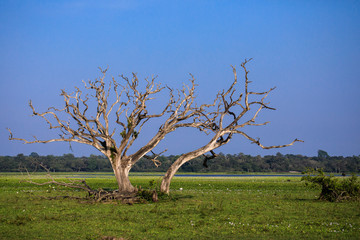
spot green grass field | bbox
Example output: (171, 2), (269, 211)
(0, 173), (359, 239)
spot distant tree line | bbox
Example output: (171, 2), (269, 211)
(0, 150), (359, 173)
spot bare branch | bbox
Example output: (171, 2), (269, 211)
(236, 130), (304, 149)
(143, 149), (168, 167)
(21, 162), (96, 193)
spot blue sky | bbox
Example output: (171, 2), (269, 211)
(1, 0), (359, 157)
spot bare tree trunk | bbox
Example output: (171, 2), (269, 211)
(112, 159), (136, 193)
(160, 163), (181, 194)
(160, 148), (214, 193)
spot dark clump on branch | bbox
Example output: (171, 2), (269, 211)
(100, 141), (107, 150)
(203, 150), (218, 168)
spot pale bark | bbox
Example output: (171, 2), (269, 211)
(160, 143), (219, 193)
(112, 158), (135, 193)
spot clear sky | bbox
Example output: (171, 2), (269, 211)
(1, 0), (359, 157)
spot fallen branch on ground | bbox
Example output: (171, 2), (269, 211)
(20, 161), (155, 204)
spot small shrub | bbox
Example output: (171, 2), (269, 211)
(136, 180), (171, 203)
(136, 187), (158, 202)
(302, 168), (360, 202)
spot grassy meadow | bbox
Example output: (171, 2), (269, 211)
(0, 172), (359, 239)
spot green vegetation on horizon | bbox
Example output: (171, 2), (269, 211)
(1, 151), (360, 173)
(0, 174), (359, 239)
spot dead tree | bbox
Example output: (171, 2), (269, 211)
(160, 59), (303, 193)
(8, 68), (208, 193)
(8, 60), (301, 195)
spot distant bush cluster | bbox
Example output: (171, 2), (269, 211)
(1, 152), (359, 173)
(302, 168), (360, 202)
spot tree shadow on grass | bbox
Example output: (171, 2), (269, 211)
(166, 193), (194, 201)
(293, 198), (319, 202)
